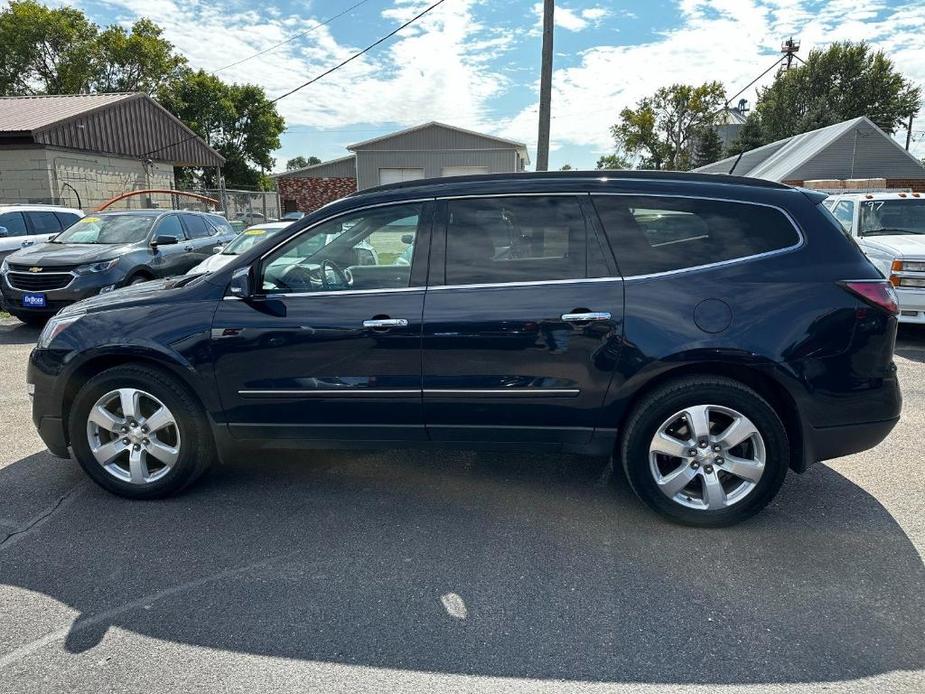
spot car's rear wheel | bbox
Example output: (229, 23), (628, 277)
(69, 365), (215, 498)
(620, 376), (789, 527)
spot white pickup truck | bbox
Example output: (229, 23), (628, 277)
(824, 191), (925, 324)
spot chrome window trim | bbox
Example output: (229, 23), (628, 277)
(262, 286), (424, 299)
(428, 276), (623, 292)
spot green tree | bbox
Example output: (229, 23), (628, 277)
(754, 41), (920, 141)
(595, 152), (632, 170)
(93, 19), (186, 93)
(286, 156), (322, 170)
(157, 69), (285, 189)
(691, 126), (724, 168)
(0, 1), (185, 96)
(611, 82), (726, 170)
(0, 0), (98, 95)
(726, 112), (766, 155)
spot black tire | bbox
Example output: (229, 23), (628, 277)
(620, 376), (789, 527)
(128, 274), (152, 286)
(68, 364), (215, 499)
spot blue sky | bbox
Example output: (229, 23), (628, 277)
(68, 0), (925, 170)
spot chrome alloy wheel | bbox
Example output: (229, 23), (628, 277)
(648, 404), (766, 511)
(86, 388), (181, 485)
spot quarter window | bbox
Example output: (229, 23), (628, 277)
(593, 196), (800, 276)
(261, 203), (423, 293)
(444, 196), (586, 285)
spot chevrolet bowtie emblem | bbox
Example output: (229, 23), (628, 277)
(28, 267), (42, 273)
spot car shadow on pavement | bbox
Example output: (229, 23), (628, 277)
(896, 325), (925, 363)
(0, 319), (41, 346)
(0, 448), (922, 685)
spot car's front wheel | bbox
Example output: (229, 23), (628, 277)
(620, 376), (789, 527)
(69, 365), (215, 498)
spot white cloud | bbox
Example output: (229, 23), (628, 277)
(500, 0), (925, 161)
(531, 3), (611, 33)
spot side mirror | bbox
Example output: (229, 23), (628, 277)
(213, 246), (223, 254)
(401, 234), (414, 245)
(151, 234), (179, 248)
(0, 227), (8, 238)
(228, 266), (253, 298)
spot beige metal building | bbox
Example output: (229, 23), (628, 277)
(0, 93), (224, 209)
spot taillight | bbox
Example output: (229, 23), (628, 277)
(840, 280), (899, 315)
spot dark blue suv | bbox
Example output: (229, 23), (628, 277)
(27, 172), (901, 526)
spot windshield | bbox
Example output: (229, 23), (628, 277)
(55, 214), (157, 244)
(859, 199), (925, 236)
(222, 227), (285, 255)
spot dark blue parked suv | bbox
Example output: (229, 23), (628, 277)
(27, 172), (901, 526)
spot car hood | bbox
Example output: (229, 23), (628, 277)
(861, 235), (925, 257)
(7, 242), (137, 266)
(63, 275), (207, 315)
(187, 252), (235, 275)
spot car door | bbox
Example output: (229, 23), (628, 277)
(179, 214), (218, 268)
(421, 194), (624, 445)
(0, 212), (29, 258)
(148, 214), (189, 277)
(23, 211), (63, 246)
(210, 200), (433, 442)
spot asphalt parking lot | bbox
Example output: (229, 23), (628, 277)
(0, 318), (922, 694)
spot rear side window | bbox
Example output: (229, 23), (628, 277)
(25, 211), (61, 235)
(183, 214), (211, 239)
(445, 196), (586, 285)
(831, 201), (854, 233)
(593, 196), (800, 276)
(0, 212), (27, 237)
(207, 215), (233, 234)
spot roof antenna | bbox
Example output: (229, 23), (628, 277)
(728, 149), (745, 175)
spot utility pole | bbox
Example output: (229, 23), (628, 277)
(906, 114), (914, 151)
(536, 0), (554, 171)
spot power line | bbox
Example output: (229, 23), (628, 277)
(142, 0), (450, 161)
(269, 0), (449, 104)
(215, 0), (374, 73)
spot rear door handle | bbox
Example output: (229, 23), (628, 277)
(561, 312), (611, 322)
(363, 318), (408, 328)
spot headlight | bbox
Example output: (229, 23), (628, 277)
(75, 258), (119, 275)
(37, 311), (85, 349)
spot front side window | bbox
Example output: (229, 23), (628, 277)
(0, 212), (27, 237)
(832, 201), (855, 233)
(261, 203), (422, 293)
(445, 196), (586, 285)
(593, 196), (800, 276)
(859, 199), (925, 236)
(56, 214), (158, 244)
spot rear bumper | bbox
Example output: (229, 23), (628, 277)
(805, 416), (899, 465)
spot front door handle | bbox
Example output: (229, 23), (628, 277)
(363, 318), (408, 328)
(561, 311), (611, 322)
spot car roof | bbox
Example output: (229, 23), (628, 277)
(243, 222), (291, 231)
(355, 170), (792, 198)
(94, 209), (216, 216)
(0, 204), (83, 214)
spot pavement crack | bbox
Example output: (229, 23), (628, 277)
(0, 483), (86, 551)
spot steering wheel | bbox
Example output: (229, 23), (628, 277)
(320, 258), (349, 290)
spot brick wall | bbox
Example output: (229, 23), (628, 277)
(278, 177), (357, 213)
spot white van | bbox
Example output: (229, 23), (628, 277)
(0, 205), (84, 260)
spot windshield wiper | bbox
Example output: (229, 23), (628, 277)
(860, 228), (923, 236)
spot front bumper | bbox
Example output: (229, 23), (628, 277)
(28, 348), (71, 457)
(896, 288), (925, 324)
(1, 270), (120, 316)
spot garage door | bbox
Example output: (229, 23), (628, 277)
(379, 168), (424, 185)
(442, 165), (489, 177)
